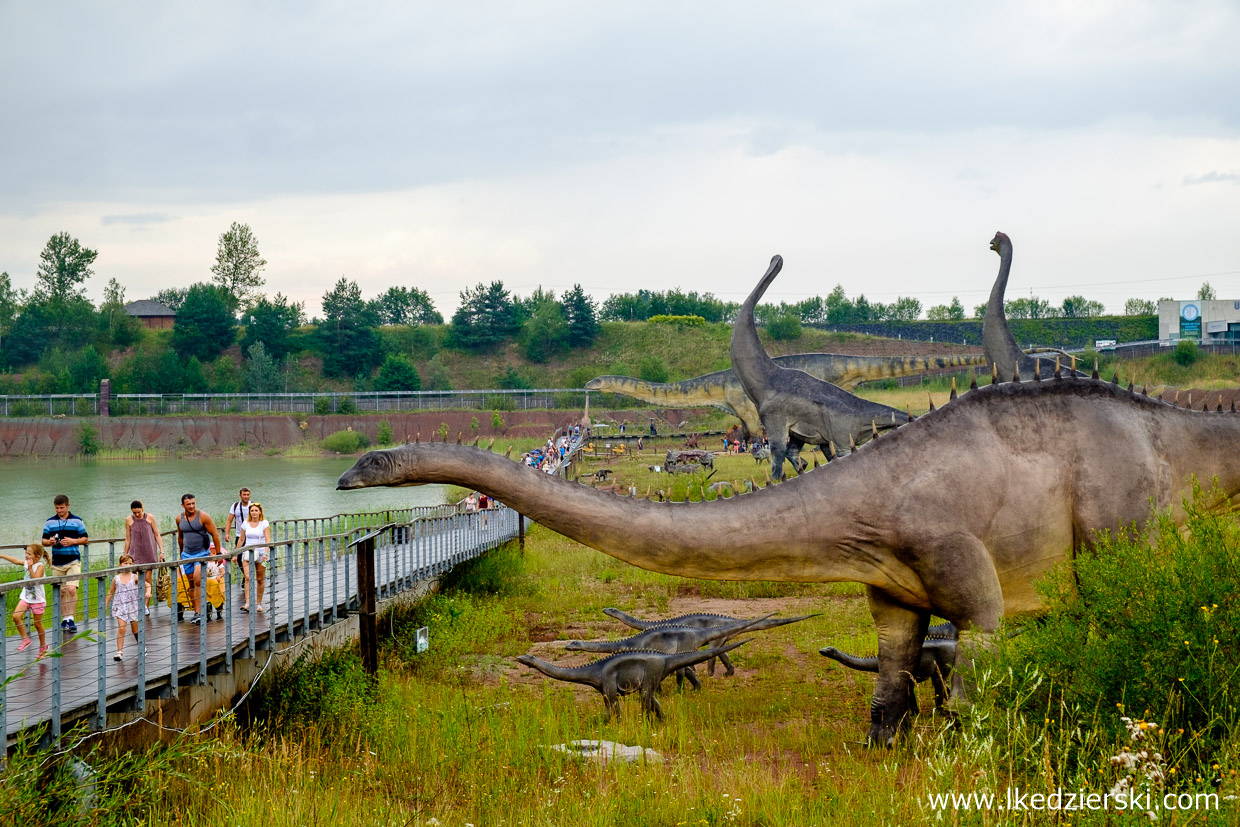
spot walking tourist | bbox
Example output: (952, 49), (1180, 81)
(175, 494), (224, 625)
(124, 500), (164, 613)
(224, 487), (253, 547)
(236, 502), (271, 613)
(42, 494), (88, 634)
(1, 544), (50, 657)
(105, 553), (143, 661)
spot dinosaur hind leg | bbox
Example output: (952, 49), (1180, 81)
(675, 665), (702, 691)
(641, 686), (664, 720)
(785, 436), (808, 475)
(865, 586), (930, 748)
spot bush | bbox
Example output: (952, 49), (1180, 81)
(638, 355), (669, 383)
(313, 396), (332, 416)
(338, 396), (358, 415)
(648, 314), (706, 326)
(377, 419), (393, 446)
(374, 354), (421, 392)
(767, 311), (802, 341)
(491, 412), (506, 431)
(77, 422), (100, 455)
(983, 481), (1240, 772)
(321, 429), (370, 453)
(1174, 339), (1200, 366)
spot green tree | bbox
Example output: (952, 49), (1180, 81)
(561, 284), (600, 347)
(639, 356), (669, 383)
(881, 296), (922, 321)
(370, 286), (442, 325)
(35, 232), (97, 307)
(65, 345), (109, 393)
(926, 297), (966, 321)
(1124, 298), (1157, 316)
(210, 222), (267, 311)
(184, 356), (209, 393)
(374, 354), (422, 391)
(522, 301), (569, 363)
(423, 354), (453, 390)
(4, 302), (54, 366)
(1197, 281), (1217, 301)
(241, 293), (304, 361)
(242, 341), (282, 393)
(0, 271), (19, 352)
(98, 277), (141, 347)
(494, 365), (529, 389)
(319, 277), (382, 378)
(1004, 296), (1058, 319)
(767, 310), (802, 340)
(152, 286), (188, 311)
(171, 283), (237, 361)
(1060, 295), (1105, 318)
(449, 281), (520, 351)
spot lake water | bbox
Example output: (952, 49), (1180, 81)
(0, 456), (449, 547)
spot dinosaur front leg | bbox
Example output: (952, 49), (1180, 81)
(865, 587), (929, 747)
(674, 665), (702, 691)
(785, 436), (808, 475)
(764, 416), (793, 481)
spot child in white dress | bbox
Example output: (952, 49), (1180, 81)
(106, 553), (143, 661)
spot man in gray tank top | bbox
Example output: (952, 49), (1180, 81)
(176, 494), (224, 625)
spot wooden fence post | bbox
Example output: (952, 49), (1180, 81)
(352, 530), (380, 682)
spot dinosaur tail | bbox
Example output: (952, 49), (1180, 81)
(818, 646), (879, 673)
(701, 613), (777, 644)
(745, 613), (820, 631)
(664, 638), (753, 673)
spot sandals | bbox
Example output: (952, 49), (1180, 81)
(240, 605), (249, 613)
(17, 638), (32, 652)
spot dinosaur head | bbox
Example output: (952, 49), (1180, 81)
(337, 447), (422, 489)
(989, 231), (1010, 254)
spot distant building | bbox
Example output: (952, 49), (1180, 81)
(124, 299), (177, 330)
(1158, 300), (1240, 345)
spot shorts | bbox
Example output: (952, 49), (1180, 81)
(16, 600), (46, 618)
(52, 560), (82, 577)
(181, 551), (210, 576)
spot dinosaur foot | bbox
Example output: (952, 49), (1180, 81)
(865, 722), (899, 749)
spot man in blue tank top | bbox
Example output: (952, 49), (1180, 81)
(175, 494), (224, 625)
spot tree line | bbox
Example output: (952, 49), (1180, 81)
(0, 227), (1190, 397)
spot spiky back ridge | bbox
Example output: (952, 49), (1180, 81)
(524, 647), (696, 674)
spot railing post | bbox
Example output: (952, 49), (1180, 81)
(51, 582), (63, 742)
(95, 574), (106, 731)
(170, 566), (179, 699)
(353, 531), (379, 682)
(519, 513), (525, 552)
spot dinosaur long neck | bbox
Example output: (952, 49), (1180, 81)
(729, 256), (783, 391)
(982, 240), (1026, 380)
(822, 649), (878, 673)
(518, 656), (601, 687)
(367, 443), (914, 595)
(587, 374), (727, 406)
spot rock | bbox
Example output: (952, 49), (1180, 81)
(547, 739), (664, 765)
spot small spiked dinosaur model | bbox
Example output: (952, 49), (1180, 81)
(565, 614), (773, 689)
(730, 255), (907, 479)
(587, 352), (986, 439)
(340, 365), (1240, 745)
(601, 608), (818, 676)
(516, 640), (751, 720)
(821, 637), (957, 713)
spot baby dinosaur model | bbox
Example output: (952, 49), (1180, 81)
(587, 351), (987, 439)
(730, 255), (907, 479)
(564, 614), (774, 689)
(516, 640), (752, 720)
(821, 637), (957, 713)
(601, 608), (818, 676)
(340, 353), (1240, 746)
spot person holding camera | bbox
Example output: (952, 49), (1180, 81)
(42, 494), (89, 634)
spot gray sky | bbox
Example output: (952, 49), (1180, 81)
(2, 1), (1238, 318)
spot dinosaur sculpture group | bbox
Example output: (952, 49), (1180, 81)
(516, 641), (751, 720)
(340, 358), (1240, 744)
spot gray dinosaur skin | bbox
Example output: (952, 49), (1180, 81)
(565, 614), (773, 689)
(339, 374), (1240, 746)
(601, 608), (818, 676)
(983, 232), (1087, 382)
(730, 255), (907, 480)
(516, 640), (752, 720)
(821, 637), (957, 713)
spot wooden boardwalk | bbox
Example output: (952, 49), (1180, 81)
(3, 509), (520, 746)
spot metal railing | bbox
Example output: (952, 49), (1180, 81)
(1, 505), (520, 748)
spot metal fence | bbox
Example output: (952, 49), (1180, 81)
(1, 505), (520, 748)
(0, 390), (599, 417)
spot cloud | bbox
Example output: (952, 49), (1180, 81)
(100, 212), (178, 226)
(1182, 171), (1240, 186)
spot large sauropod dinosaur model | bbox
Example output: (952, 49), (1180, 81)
(983, 232), (1086, 381)
(821, 637), (957, 713)
(564, 614), (773, 690)
(601, 608), (819, 675)
(587, 352), (988, 438)
(730, 255), (907, 479)
(516, 640), (751, 720)
(338, 375), (1240, 745)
